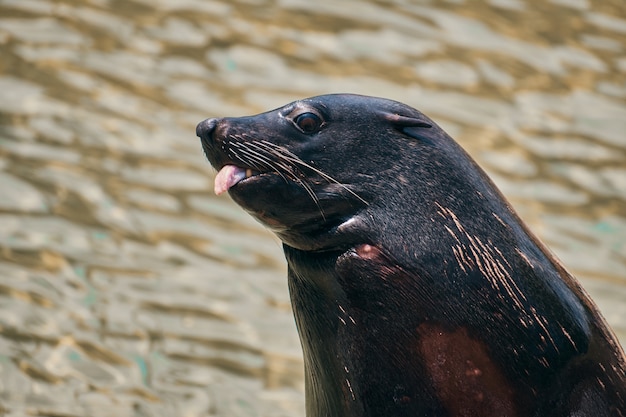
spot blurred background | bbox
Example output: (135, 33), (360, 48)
(0, 0), (624, 416)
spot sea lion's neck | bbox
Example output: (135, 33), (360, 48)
(283, 245), (442, 417)
(284, 247), (354, 417)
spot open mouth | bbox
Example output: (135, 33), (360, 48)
(214, 164), (262, 195)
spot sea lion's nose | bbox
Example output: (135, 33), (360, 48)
(196, 118), (219, 139)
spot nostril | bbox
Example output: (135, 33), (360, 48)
(196, 118), (219, 138)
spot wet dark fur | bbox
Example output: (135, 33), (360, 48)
(196, 94), (626, 417)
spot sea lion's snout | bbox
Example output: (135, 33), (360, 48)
(196, 117), (219, 139)
(196, 117), (232, 173)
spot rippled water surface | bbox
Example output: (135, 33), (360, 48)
(0, 0), (625, 415)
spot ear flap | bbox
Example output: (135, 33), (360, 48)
(377, 111), (435, 144)
(378, 111), (432, 128)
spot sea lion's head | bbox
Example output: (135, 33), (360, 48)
(196, 94), (469, 252)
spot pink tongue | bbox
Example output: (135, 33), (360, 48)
(214, 165), (246, 195)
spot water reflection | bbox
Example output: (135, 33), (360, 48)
(0, 0), (624, 416)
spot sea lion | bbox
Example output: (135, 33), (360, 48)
(196, 94), (626, 416)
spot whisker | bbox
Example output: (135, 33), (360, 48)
(229, 149), (265, 172)
(228, 135), (370, 219)
(244, 142), (325, 218)
(233, 144), (290, 184)
(230, 141), (269, 169)
(257, 140), (369, 205)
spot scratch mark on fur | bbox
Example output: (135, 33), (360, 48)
(344, 366), (356, 400)
(531, 307), (559, 353)
(434, 202), (575, 365)
(436, 202), (527, 310)
(559, 323), (578, 352)
(492, 212), (507, 228)
(515, 248), (534, 268)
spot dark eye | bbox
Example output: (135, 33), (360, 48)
(294, 112), (322, 133)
